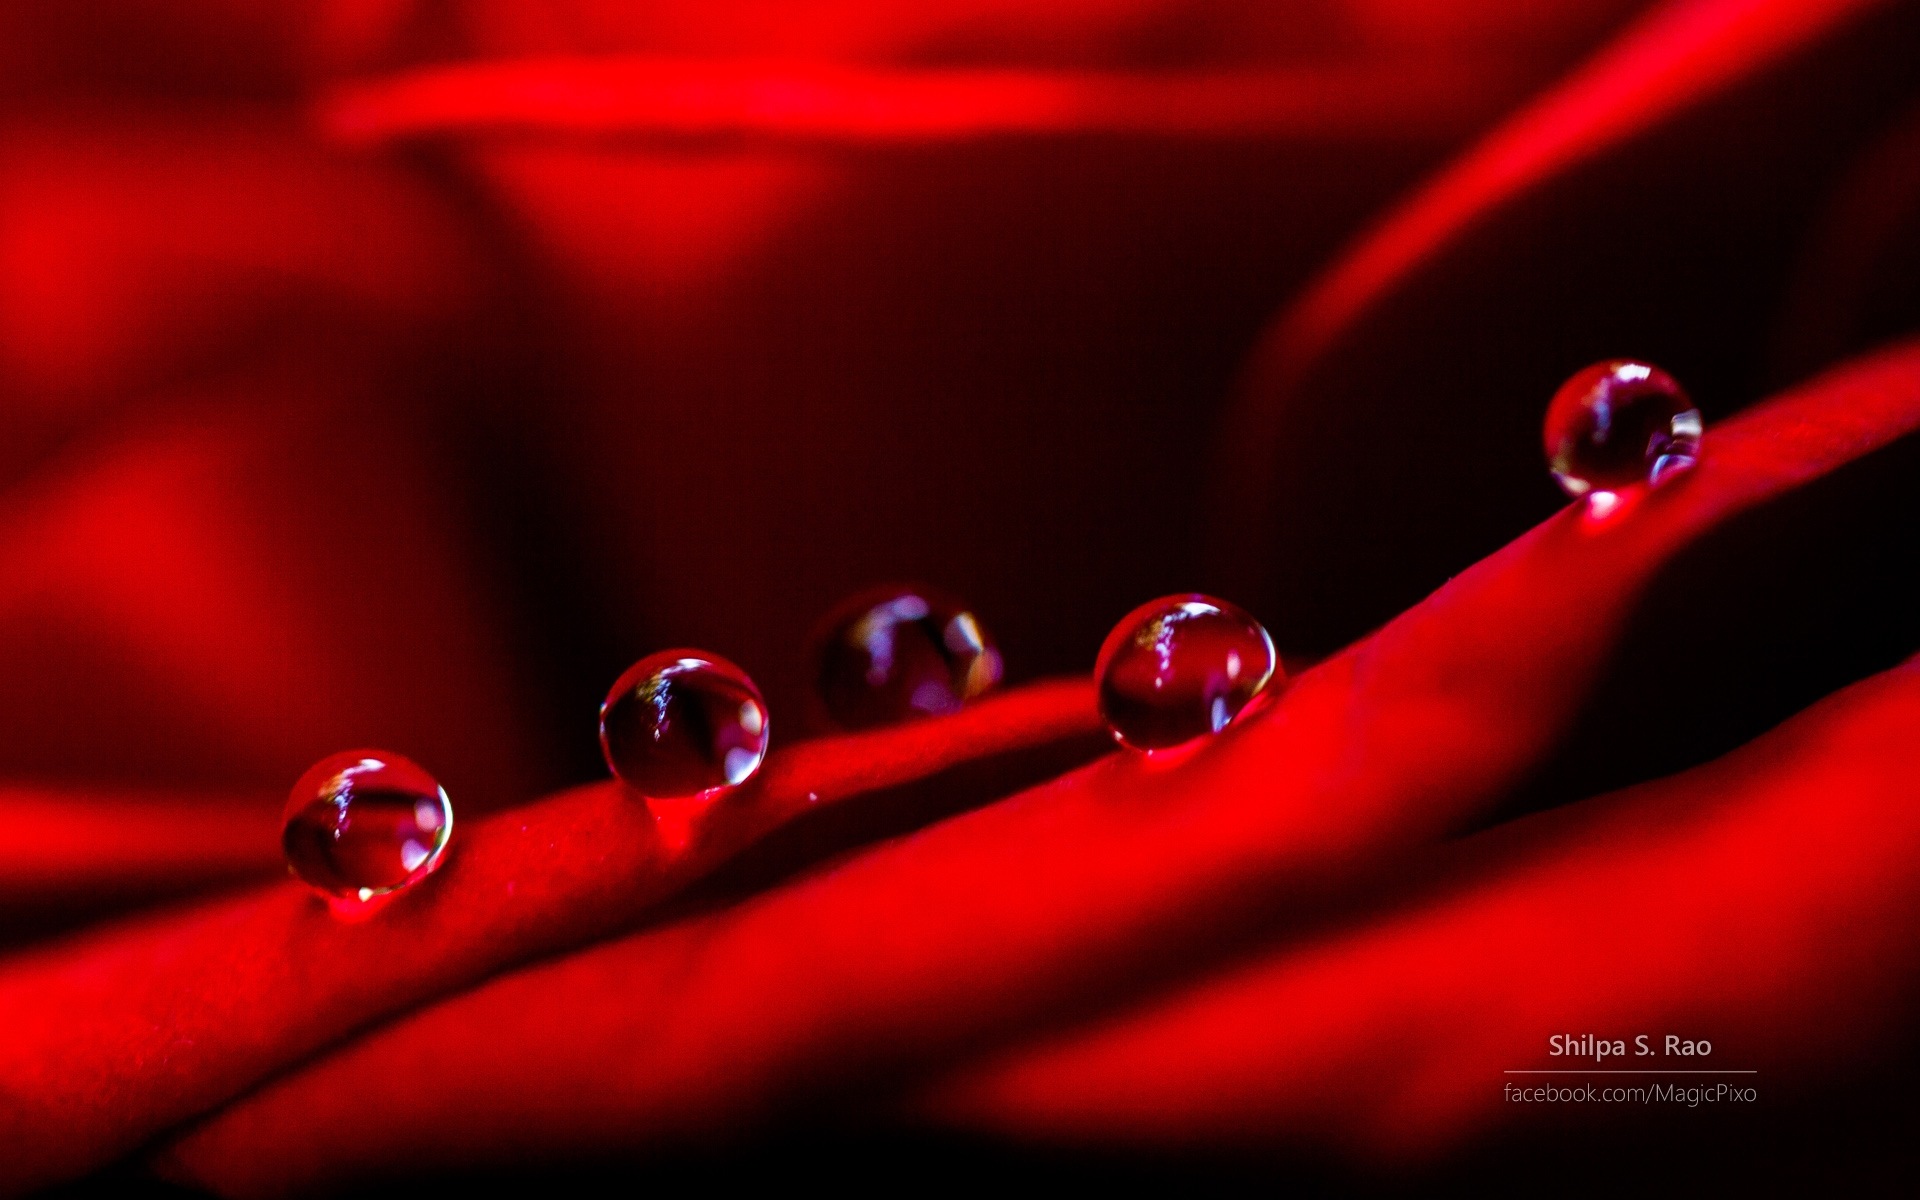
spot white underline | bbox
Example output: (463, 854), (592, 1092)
(1503, 1069), (1758, 1075)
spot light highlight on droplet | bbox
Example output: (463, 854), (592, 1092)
(282, 749), (453, 901)
(1095, 594), (1280, 752)
(600, 649), (770, 800)
(809, 584), (1004, 730)
(1544, 359), (1702, 498)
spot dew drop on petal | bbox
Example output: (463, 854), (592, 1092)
(1095, 594), (1279, 752)
(600, 649), (770, 799)
(1544, 360), (1702, 499)
(809, 584), (1004, 730)
(282, 750), (453, 901)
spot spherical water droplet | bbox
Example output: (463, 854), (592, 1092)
(600, 649), (770, 798)
(1095, 594), (1279, 752)
(809, 584), (1004, 730)
(283, 750), (452, 901)
(1544, 360), (1702, 499)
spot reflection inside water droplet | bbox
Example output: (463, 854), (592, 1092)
(1545, 360), (1702, 498)
(809, 584), (1004, 730)
(282, 750), (452, 901)
(600, 649), (770, 801)
(1095, 594), (1280, 752)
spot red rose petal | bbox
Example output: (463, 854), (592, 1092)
(317, 59), (1523, 146)
(0, 117), (481, 422)
(1234, 0), (1884, 393)
(0, 786), (280, 943)
(0, 368), (547, 807)
(924, 657), (1920, 1161)
(155, 343), (1920, 1193)
(0, 678), (1097, 1194)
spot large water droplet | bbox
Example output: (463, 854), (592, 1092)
(1095, 594), (1279, 752)
(283, 750), (453, 902)
(1544, 360), (1702, 500)
(600, 650), (770, 798)
(809, 584), (1004, 730)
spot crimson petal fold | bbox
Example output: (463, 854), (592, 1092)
(156, 343), (1920, 1194)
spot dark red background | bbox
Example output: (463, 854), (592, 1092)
(5, 1), (1920, 1194)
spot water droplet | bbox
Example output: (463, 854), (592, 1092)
(600, 649), (770, 798)
(283, 750), (452, 901)
(809, 584), (1004, 730)
(1095, 594), (1279, 752)
(1544, 360), (1702, 500)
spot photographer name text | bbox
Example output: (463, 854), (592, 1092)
(1549, 1034), (1711, 1061)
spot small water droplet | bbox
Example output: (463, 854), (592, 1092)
(809, 584), (1004, 730)
(1095, 594), (1279, 752)
(283, 750), (453, 901)
(1544, 360), (1701, 499)
(600, 649), (770, 799)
